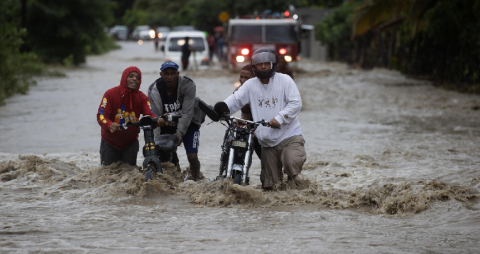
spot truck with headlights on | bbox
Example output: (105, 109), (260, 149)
(226, 18), (300, 70)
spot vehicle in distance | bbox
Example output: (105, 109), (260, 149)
(172, 26), (197, 32)
(131, 25), (154, 40)
(226, 19), (300, 70)
(109, 25), (128, 40)
(163, 31), (209, 70)
(156, 26), (171, 41)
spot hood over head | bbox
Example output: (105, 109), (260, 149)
(120, 66), (142, 91)
(119, 66), (142, 110)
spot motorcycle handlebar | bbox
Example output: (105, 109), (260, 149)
(230, 116), (280, 129)
(161, 114), (181, 122)
(121, 114), (182, 129)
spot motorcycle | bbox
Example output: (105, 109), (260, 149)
(121, 113), (181, 181)
(198, 101), (276, 185)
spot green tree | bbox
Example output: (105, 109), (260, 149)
(191, 0), (225, 32)
(111, 0), (136, 25)
(168, 5), (195, 28)
(0, 0), (40, 105)
(122, 9), (148, 28)
(317, 0), (480, 91)
(316, 1), (361, 62)
(351, 0), (480, 86)
(27, 0), (115, 65)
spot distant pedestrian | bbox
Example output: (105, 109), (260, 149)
(154, 32), (160, 52)
(215, 34), (225, 62)
(207, 33), (215, 62)
(181, 36), (192, 70)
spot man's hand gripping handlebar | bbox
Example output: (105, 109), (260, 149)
(230, 116), (281, 129)
(121, 114), (182, 130)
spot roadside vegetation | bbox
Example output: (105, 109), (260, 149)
(316, 0), (480, 93)
(0, 0), (118, 105)
(0, 0), (40, 104)
(27, 0), (118, 66)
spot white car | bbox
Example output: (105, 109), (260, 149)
(156, 26), (171, 41)
(109, 25), (128, 40)
(138, 29), (154, 40)
(164, 31), (209, 70)
(131, 25), (153, 40)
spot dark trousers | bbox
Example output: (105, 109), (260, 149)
(182, 59), (189, 70)
(100, 139), (139, 166)
(171, 151), (179, 165)
(253, 136), (262, 160)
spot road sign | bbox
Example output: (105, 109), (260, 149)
(218, 11), (229, 23)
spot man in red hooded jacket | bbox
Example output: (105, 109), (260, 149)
(97, 66), (160, 166)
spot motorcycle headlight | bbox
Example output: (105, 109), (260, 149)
(232, 140), (247, 148)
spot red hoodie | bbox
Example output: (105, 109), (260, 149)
(97, 66), (156, 150)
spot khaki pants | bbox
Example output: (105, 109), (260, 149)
(260, 135), (306, 188)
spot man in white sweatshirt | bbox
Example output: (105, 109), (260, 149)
(219, 48), (306, 190)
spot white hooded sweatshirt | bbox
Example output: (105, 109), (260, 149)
(224, 72), (302, 147)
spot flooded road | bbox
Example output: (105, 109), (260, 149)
(1, 41), (479, 253)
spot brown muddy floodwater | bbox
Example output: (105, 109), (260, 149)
(1, 41), (479, 253)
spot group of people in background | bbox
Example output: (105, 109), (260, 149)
(207, 32), (225, 63)
(96, 47), (305, 190)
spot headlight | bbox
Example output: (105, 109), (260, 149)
(149, 30), (155, 38)
(232, 140), (247, 148)
(284, 55), (292, 62)
(236, 56), (245, 62)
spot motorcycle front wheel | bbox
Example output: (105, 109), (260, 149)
(233, 174), (242, 185)
(219, 151), (228, 176)
(145, 164), (155, 182)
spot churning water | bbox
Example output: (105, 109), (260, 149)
(1, 41), (479, 253)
